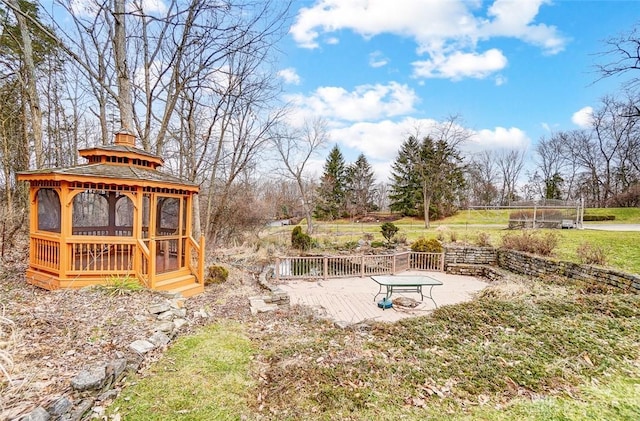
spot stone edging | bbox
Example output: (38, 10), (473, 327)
(18, 292), (212, 421)
(248, 266), (290, 315)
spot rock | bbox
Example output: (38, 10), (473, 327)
(148, 332), (171, 347)
(46, 396), (72, 416)
(169, 298), (185, 309)
(68, 398), (94, 421)
(129, 339), (155, 355)
(71, 366), (106, 392)
(106, 359), (127, 385)
(171, 308), (187, 318)
(334, 321), (351, 329)
(392, 296), (420, 308)
(156, 310), (174, 320)
(20, 406), (50, 421)
(97, 389), (119, 402)
(148, 302), (171, 314)
(155, 321), (175, 333)
(173, 318), (188, 330)
(92, 406), (105, 417)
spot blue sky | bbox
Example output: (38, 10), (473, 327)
(276, 0), (640, 182)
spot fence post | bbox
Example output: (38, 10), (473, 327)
(361, 255), (365, 277)
(392, 254), (397, 274)
(323, 257), (328, 280)
(440, 252), (445, 271)
(275, 257), (280, 281)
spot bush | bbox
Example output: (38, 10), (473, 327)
(205, 265), (229, 285)
(291, 226), (312, 250)
(501, 230), (558, 256)
(370, 240), (386, 248)
(99, 275), (143, 296)
(476, 232), (492, 247)
(577, 242), (607, 265)
(448, 230), (458, 243)
(582, 214), (615, 221)
(411, 237), (443, 253)
(380, 222), (399, 244)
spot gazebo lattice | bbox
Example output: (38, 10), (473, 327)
(18, 131), (205, 297)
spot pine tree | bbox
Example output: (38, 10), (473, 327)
(388, 137), (422, 216)
(345, 153), (376, 216)
(388, 135), (465, 225)
(315, 145), (347, 220)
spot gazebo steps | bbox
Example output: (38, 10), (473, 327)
(154, 274), (204, 298)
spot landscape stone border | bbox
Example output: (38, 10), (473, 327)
(18, 292), (208, 421)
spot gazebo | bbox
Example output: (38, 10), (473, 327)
(17, 131), (205, 297)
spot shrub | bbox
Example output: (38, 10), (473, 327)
(476, 232), (492, 247)
(448, 230), (458, 243)
(362, 232), (374, 241)
(395, 233), (408, 245)
(501, 230), (558, 256)
(205, 265), (229, 285)
(435, 225), (449, 241)
(380, 222), (399, 244)
(99, 275), (143, 296)
(577, 242), (607, 265)
(291, 226), (312, 250)
(411, 237), (443, 253)
(370, 240), (386, 248)
(582, 214), (615, 222)
(341, 241), (358, 251)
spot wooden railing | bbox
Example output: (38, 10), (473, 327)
(31, 235), (61, 272)
(274, 251), (444, 281)
(187, 236), (205, 285)
(67, 239), (135, 274)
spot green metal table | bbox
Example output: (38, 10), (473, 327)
(371, 275), (443, 309)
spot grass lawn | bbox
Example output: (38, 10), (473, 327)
(110, 278), (640, 420)
(109, 321), (254, 420)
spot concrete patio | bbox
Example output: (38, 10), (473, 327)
(277, 271), (488, 324)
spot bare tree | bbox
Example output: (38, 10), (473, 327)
(273, 118), (328, 234)
(595, 23), (640, 108)
(496, 149), (526, 205)
(467, 150), (499, 206)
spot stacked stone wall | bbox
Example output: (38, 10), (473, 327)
(497, 249), (640, 293)
(442, 245), (639, 293)
(444, 245), (497, 266)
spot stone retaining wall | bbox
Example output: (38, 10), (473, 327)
(444, 245), (497, 266)
(497, 249), (640, 293)
(442, 245), (640, 293)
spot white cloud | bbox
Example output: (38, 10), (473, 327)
(572, 106), (593, 128)
(284, 82), (418, 125)
(290, 0), (566, 80)
(468, 126), (530, 151)
(278, 68), (301, 85)
(481, 0), (566, 54)
(139, 0), (168, 14)
(369, 51), (389, 68)
(412, 49), (508, 80)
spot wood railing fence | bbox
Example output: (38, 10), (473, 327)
(274, 251), (444, 281)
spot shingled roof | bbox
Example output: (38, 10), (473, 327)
(19, 162), (197, 189)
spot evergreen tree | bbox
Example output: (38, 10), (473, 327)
(315, 145), (347, 220)
(388, 135), (465, 226)
(417, 136), (465, 227)
(345, 153), (376, 216)
(388, 137), (422, 216)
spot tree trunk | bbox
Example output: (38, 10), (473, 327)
(113, 0), (134, 132)
(9, 0), (43, 168)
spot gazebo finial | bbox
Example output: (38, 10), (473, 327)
(114, 128), (136, 147)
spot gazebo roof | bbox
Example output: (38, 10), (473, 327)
(18, 162), (198, 191)
(18, 131), (198, 192)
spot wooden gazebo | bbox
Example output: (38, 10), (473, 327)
(17, 131), (205, 297)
